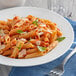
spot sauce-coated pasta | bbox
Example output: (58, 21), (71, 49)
(0, 15), (64, 59)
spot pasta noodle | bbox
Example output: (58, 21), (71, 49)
(46, 41), (58, 53)
(0, 15), (64, 59)
(57, 29), (62, 37)
(2, 50), (12, 56)
(0, 42), (11, 54)
(22, 42), (35, 49)
(9, 25), (29, 36)
(4, 35), (10, 43)
(26, 48), (38, 54)
(25, 51), (45, 59)
(19, 30), (37, 39)
(11, 40), (24, 58)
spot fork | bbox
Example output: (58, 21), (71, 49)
(48, 47), (76, 76)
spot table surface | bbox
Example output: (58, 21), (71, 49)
(0, 0), (76, 76)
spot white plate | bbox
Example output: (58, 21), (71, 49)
(0, 7), (74, 66)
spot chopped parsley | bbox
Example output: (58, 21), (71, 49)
(32, 18), (39, 26)
(17, 30), (24, 34)
(17, 44), (22, 50)
(37, 46), (46, 51)
(57, 37), (66, 42)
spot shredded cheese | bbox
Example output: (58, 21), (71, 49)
(0, 45), (5, 50)
(40, 24), (46, 27)
(0, 29), (5, 36)
(38, 32), (44, 36)
(18, 49), (26, 58)
(47, 29), (52, 33)
(36, 41), (41, 46)
(21, 32), (27, 35)
(20, 38), (27, 42)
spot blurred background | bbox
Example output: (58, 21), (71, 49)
(0, 0), (75, 20)
(24, 0), (76, 20)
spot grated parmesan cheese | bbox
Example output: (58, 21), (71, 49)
(38, 32), (44, 36)
(47, 29), (52, 33)
(40, 24), (46, 27)
(36, 41), (41, 46)
(18, 49), (26, 58)
(0, 29), (5, 36)
(20, 38), (27, 42)
(0, 45), (5, 50)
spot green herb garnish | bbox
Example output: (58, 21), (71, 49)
(17, 30), (24, 34)
(57, 37), (66, 42)
(37, 46), (46, 51)
(32, 18), (39, 26)
(17, 44), (21, 50)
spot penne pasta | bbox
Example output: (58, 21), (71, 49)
(4, 35), (10, 43)
(43, 33), (49, 42)
(10, 34), (19, 40)
(0, 21), (9, 30)
(46, 41), (58, 53)
(0, 15), (64, 59)
(26, 48), (38, 54)
(9, 25), (29, 36)
(47, 22), (56, 30)
(9, 28), (22, 36)
(0, 42), (11, 54)
(0, 21), (7, 25)
(0, 25), (9, 30)
(19, 30), (37, 39)
(4, 30), (9, 34)
(11, 40), (24, 58)
(22, 42), (35, 49)
(11, 38), (17, 46)
(25, 51), (45, 59)
(7, 19), (13, 28)
(49, 30), (57, 43)
(18, 49), (26, 59)
(2, 50), (12, 56)
(57, 29), (62, 37)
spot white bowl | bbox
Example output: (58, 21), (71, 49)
(0, 7), (74, 66)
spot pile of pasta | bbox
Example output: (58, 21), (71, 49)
(0, 15), (62, 59)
